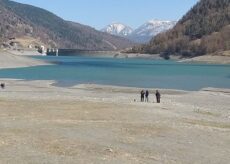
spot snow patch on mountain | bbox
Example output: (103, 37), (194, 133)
(101, 23), (133, 37)
(102, 20), (177, 43)
(130, 20), (177, 43)
(133, 20), (177, 36)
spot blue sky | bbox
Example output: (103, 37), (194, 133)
(13, 0), (199, 29)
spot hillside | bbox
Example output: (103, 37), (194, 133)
(0, 0), (134, 50)
(130, 0), (230, 58)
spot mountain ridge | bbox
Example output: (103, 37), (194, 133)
(102, 20), (177, 43)
(0, 0), (134, 50)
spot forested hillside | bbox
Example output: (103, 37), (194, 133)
(0, 0), (134, 50)
(130, 0), (230, 58)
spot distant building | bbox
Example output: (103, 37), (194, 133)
(37, 45), (47, 55)
(28, 44), (33, 49)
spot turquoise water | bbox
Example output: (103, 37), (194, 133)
(0, 55), (229, 90)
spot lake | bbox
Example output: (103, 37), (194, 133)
(0, 55), (229, 91)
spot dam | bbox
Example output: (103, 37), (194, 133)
(46, 49), (103, 56)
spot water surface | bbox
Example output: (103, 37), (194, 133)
(0, 55), (229, 90)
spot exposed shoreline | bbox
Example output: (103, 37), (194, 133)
(87, 51), (230, 64)
(0, 49), (51, 69)
(0, 78), (229, 102)
(179, 54), (230, 64)
(0, 78), (229, 163)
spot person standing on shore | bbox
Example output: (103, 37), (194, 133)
(141, 90), (145, 102)
(155, 90), (161, 103)
(145, 90), (149, 102)
(0, 83), (5, 89)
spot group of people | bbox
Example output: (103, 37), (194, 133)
(140, 90), (161, 103)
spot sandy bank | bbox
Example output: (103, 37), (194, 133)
(0, 50), (50, 69)
(180, 51), (230, 64)
(6, 49), (42, 56)
(180, 55), (230, 64)
(0, 79), (229, 163)
(85, 52), (230, 64)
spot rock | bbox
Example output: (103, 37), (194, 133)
(105, 148), (113, 153)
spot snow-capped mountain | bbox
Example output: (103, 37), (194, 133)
(102, 20), (177, 43)
(129, 20), (177, 43)
(101, 23), (133, 37)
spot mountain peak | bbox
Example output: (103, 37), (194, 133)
(102, 23), (133, 37)
(102, 20), (177, 43)
(148, 19), (170, 23)
(130, 19), (177, 43)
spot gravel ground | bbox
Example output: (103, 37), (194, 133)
(0, 79), (229, 164)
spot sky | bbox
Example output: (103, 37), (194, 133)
(12, 0), (199, 29)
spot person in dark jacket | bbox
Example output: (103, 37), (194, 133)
(140, 90), (145, 102)
(145, 90), (149, 102)
(0, 83), (5, 89)
(155, 90), (161, 103)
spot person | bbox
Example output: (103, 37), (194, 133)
(145, 90), (149, 102)
(0, 83), (5, 89)
(140, 90), (145, 102)
(155, 90), (161, 103)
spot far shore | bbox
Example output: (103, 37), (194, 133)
(0, 48), (230, 70)
(178, 53), (230, 64)
(84, 50), (230, 64)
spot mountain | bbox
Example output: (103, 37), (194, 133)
(0, 0), (134, 50)
(130, 0), (230, 58)
(101, 23), (133, 37)
(129, 20), (177, 43)
(102, 20), (176, 43)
